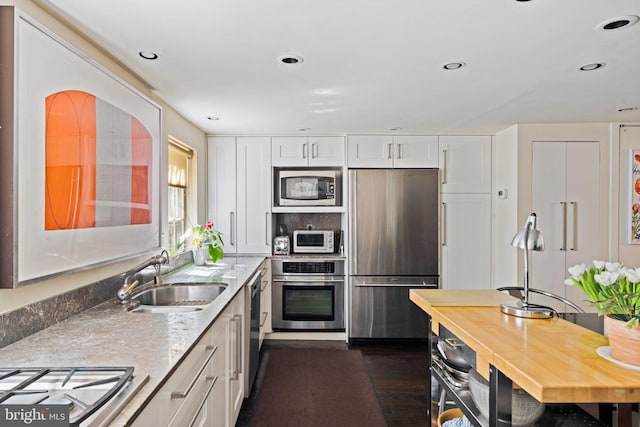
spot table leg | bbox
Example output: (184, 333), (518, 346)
(490, 365), (512, 427)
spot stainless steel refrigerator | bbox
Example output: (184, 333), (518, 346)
(349, 168), (439, 340)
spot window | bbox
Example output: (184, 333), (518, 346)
(168, 139), (193, 253)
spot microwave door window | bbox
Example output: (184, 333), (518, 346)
(284, 178), (319, 200)
(297, 233), (324, 247)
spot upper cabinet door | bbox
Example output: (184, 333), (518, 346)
(237, 137), (271, 254)
(308, 136), (345, 166)
(347, 135), (395, 168)
(207, 136), (237, 254)
(271, 137), (308, 166)
(439, 135), (492, 193)
(392, 135), (438, 168)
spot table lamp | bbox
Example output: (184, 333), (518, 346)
(501, 213), (553, 318)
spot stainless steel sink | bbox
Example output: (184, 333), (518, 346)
(128, 283), (228, 312)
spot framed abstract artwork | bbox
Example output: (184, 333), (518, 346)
(623, 149), (640, 244)
(10, 11), (162, 285)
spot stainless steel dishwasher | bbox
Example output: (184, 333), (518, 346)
(248, 271), (261, 393)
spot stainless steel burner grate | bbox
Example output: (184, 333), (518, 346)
(0, 367), (136, 427)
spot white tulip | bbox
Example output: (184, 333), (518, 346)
(568, 264), (586, 277)
(564, 278), (576, 286)
(605, 262), (623, 272)
(593, 260), (605, 269)
(595, 271), (618, 286)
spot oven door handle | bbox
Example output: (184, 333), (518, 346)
(273, 278), (345, 283)
(353, 282), (436, 287)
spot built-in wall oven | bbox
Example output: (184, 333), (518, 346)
(272, 258), (345, 331)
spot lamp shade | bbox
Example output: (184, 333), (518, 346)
(511, 213), (544, 251)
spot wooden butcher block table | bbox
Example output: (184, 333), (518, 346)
(410, 289), (640, 427)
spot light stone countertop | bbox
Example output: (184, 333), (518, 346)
(0, 255), (266, 426)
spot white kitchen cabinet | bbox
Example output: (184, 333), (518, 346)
(530, 142), (602, 312)
(347, 135), (438, 168)
(271, 136), (344, 166)
(438, 135), (492, 291)
(258, 259), (272, 347)
(440, 193), (491, 290)
(208, 136), (271, 255)
(439, 135), (491, 193)
(132, 286), (247, 427)
(226, 287), (246, 427)
(133, 319), (223, 427)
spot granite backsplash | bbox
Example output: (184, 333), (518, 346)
(0, 251), (193, 348)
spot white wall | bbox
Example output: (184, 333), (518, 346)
(617, 124), (640, 266)
(492, 125), (519, 287)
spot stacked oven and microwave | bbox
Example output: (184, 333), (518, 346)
(272, 168), (439, 338)
(272, 168), (345, 332)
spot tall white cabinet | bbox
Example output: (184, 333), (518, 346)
(530, 141), (602, 312)
(439, 135), (492, 290)
(208, 136), (271, 255)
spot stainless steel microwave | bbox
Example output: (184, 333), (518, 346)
(278, 170), (337, 206)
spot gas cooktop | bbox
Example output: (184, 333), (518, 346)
(0, 367), (149, 426)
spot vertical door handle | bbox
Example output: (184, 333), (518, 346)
(234, 314), (242, 375)
(230, 212), (235, 246)
(303, 143), (308, 159)
(387, 143), (393, 159)
(560, 202), (567, 251)
(441, 149), (448, 184)
(441, 202), (447, 246)
(569, 201), (577, 251)
(311, 143), (318, 158)
(396, 143), (402, 159)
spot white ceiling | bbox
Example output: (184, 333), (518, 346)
(37, 0), (640, 135)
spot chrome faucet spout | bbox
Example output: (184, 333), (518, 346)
(117, 250), (169, 302)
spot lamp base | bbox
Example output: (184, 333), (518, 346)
(500, 301), (553, 319)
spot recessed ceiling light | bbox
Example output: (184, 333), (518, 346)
(278, 55), (304, 64)
(617, 107), (639, 112)
(139, 51), (159, 60)
(596, 15), (639, 31)
(443, 62), (466, 70)
(297, 127), (311, 132)
(207, 116), (220, 121)
(580, 63), (605, 71)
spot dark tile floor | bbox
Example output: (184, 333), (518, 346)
(236, 340), (433, 427)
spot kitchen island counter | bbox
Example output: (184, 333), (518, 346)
(410, 289), (640, 426)
(0, 256), (265, 426)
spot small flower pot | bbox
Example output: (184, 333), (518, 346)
(605, 314), (640, 366)
(192, 247), (209, 266)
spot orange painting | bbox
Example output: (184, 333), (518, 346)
(45, 90), (152, 230)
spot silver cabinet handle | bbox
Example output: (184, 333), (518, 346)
(230, 212), (235, 246)
(387, 143), (393, 159)
(303, 143), (308, 159)
(260, 312), (269, 327)
(441, 148), (448, 184)
(397, 143), (402, 159)
(441, 202), (447, 246)
(311, 143), (318, 158)
(560, 202), (567, 251)
(231, 314), (242, 379)
(569, 201), (577, 251)
(171, 345), (218, 399)
(187, 375), (218, 427)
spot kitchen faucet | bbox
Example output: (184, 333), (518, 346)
(116, 250), (169, 302)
